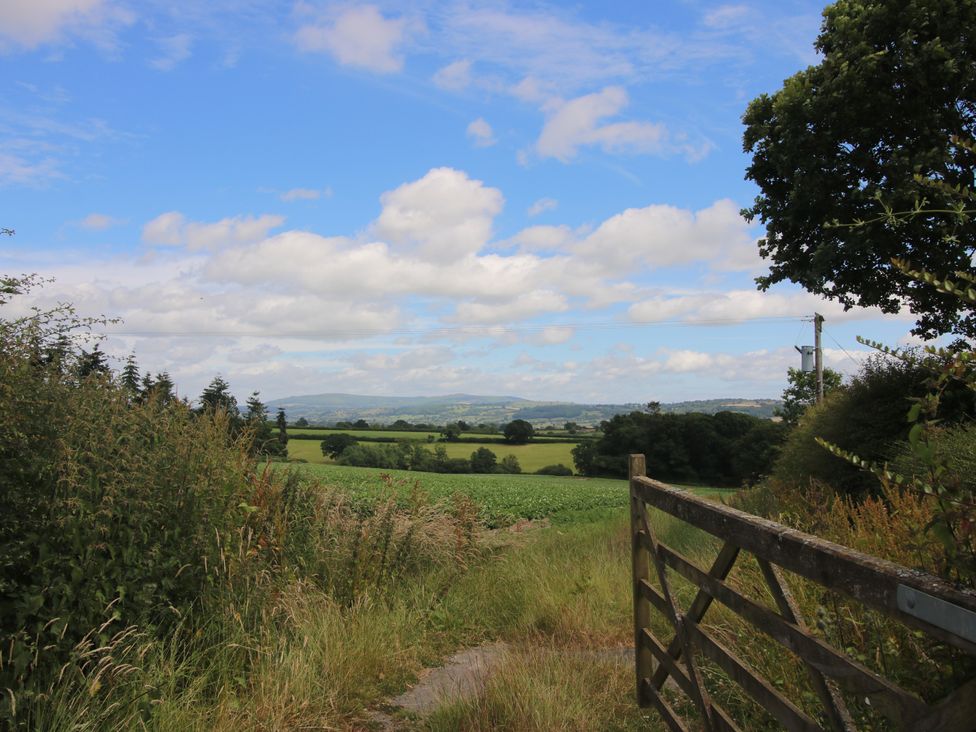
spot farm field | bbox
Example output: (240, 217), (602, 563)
(290, 462), (629, 526)
(286, 438), (578, 473)
(288, 427), (575, 442)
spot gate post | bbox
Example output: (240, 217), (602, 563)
(630, 454), (653, 706)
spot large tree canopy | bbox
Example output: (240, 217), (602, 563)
(743, 0), (976, 339)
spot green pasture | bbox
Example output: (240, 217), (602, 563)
(287, 437), (577, 472)
(288, 427), (576, 443)
(437, 440), (575, 472)
(289, 428), (441, 440)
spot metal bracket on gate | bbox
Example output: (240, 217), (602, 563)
(897, 585), (976, 645)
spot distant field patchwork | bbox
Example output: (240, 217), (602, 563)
(286, 438), (576, 473)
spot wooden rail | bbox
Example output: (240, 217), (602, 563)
(629, 454), (976, 732)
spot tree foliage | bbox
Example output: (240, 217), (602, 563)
(777, 367), (844, 426)
(743, 0), (976, 338)
(503, 419), (534, 445)
(574, 410), (786, 486)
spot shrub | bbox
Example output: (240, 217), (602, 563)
(772, 353), (976, 496)
(535, 464), (573, 476)
(497, 454), (522, 474)
(0, 287), (257, 714)
(470, 447), (497, 473)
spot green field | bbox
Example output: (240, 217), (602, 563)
(288, 427), (576, 443)
(287, 438), (577, 473)
(290, 463), (628, 527)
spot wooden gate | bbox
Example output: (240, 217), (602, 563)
(629, 455), (976, 731)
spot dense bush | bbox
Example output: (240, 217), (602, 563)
(535, 464), (573, 476)
(0, 277), (483, 727)
(771, 354), (976, 496)
(0, 285), (256, 716)
(336, 442), (476, 474)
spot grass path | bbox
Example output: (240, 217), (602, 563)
(358, 500), (720, 730)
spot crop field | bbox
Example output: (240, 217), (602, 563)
(291, 463), (629, 527)
(286, 438), (577, 473)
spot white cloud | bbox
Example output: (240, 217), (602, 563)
(453, 290), (569, 324)
(432, 59), (471, 90)
(528, 197), (558, 216)
(536, 87), (669, 162)
(142, 212), (285, 250)
(293, 5), (418, 74)
(627, 289), (900, 325)
(280, 186), (332, 202)
(142, 212), (186, 246)
(78, 212), (120, 230)
(507, 224), (573, 252)
(150, 33), (192, 71)
(536, 326), (574, 345)
(576, 198), (759, 274)
(466, 117), (496, 147)
(0, 0), (133, 51)
(373, 167), (503, 261)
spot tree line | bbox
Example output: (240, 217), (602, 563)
(572, 409), (786, 486)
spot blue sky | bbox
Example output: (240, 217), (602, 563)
(1, 0), (919, 404)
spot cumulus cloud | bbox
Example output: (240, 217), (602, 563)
(142, 212), (285, 250)
(0, 0), (133, 51)
(432, 59), (471, 90)
(527, 197), (558, 216)
(373, 167), (503, 261)
(466, 118), (496, 147)
(293, 5), (419, 74)
(507, 224), (574, 252)
(536, 87), (668, 161)
(575, 198), (759, 274)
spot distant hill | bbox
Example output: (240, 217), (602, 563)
(266, 392), (782, 426)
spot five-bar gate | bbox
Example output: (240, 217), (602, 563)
(630, 454), (976, 731)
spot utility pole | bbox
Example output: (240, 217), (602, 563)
(814, 313), (824, 403)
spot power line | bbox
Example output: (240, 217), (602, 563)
(824, 327), (866, 372)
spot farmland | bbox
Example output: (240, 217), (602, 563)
(290, 463), (629, 527)
(286, 437), (578, 473)
(288, 427), (576, 442)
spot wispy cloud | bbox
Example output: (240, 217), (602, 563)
(280, 187), (332, 202)
(150, 33), (193, 71)
(77, 212), (122, 230)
